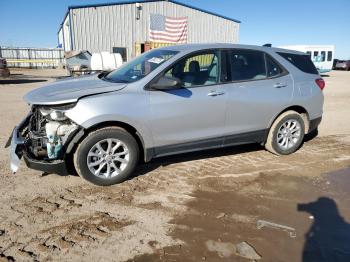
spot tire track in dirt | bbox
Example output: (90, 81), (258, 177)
(0, 135), (350, 261)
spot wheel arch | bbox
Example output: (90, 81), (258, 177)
(269, 105), (310, 134)
(66, 121), (152, 163)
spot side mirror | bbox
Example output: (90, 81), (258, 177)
(150, 76), (182, 90)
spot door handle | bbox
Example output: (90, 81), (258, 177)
(207, 90), (225, 96)
(274, 83), (287, 88)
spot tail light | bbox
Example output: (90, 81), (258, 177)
(315, 78), (325, 90)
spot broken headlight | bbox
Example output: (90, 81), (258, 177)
(28, 104), (78, 160)
(38, 103), (76, 121)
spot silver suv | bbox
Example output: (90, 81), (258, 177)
(8, 44), (324, 186)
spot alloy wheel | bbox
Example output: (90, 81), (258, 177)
(87, 138), (129, 178)
(276, 119), (302, 150)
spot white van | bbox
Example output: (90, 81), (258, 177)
(279, 45), (335, 74)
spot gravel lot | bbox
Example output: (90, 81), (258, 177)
(0, 69), (350, 261)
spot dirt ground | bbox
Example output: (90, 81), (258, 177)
(0, 69), (350, 262)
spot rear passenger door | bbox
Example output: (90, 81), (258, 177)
(222, 49), (294, 144)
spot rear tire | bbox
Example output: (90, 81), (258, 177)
(74, 127), (139, 186)
(265, 111), (305, 155)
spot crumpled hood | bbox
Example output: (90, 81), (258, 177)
(24, 74), (127, 105)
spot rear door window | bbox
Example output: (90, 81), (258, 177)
(277, 52), (319, 74)
(266, 55), (283, 77)
(228, 50), (267, 81)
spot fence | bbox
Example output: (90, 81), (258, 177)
(0, 47), (65, 68)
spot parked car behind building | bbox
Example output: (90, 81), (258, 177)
(335, 60), (350, 71)
(0, 57), (10, 77)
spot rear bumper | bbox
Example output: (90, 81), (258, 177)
(309, 117), (322, 133)
(335, 66), (349, 70)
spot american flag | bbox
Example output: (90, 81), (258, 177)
(149, 14), (188, 43)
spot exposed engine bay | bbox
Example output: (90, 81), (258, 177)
(24, 104), (78, 160)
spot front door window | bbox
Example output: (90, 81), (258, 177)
(165, 51), (219, 87)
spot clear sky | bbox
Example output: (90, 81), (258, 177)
(0, 0), (349, 59)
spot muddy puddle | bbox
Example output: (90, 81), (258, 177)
(130, 167), (350, 262)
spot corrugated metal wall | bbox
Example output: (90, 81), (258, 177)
(68, 1), (239, 60)
(0, 47), (64, 68)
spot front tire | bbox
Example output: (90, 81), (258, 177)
(265, 111), (305, 155)
(74, 127), (139, 186)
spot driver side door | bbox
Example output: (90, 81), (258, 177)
(148, 50), (228, 157)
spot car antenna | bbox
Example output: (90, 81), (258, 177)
(263, 43), (272, 47)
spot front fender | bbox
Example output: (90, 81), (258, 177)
(65, 91), (154, 151)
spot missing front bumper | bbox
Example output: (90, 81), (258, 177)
(9, 125), (69, 175)
(7, 112), (80, 175)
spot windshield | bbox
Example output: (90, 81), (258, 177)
(104, 49), (178, 83)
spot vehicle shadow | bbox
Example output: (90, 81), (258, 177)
(298, 197), (350, 262)
(304, 128), (319, 142)
(60, 143), (264, 179)
(133, 129), (320, 178)
(0, 79), (47, 84)
(132, 143), (263, 178)
(62, 131), (319, 179)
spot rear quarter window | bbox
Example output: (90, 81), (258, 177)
(277, 52), (319, 75)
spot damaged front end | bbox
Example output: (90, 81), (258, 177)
(7, 104), (81, 174)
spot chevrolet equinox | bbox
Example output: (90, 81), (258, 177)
(7, 44), (324, 186)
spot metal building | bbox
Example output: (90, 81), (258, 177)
(58, 0), (240, 61)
